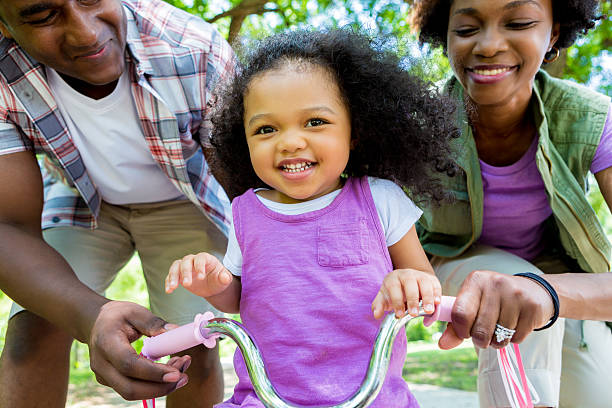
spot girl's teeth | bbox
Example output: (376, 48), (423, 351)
(283, 162), (312, 172)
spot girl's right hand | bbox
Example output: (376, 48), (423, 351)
(165, 253), (233, 298)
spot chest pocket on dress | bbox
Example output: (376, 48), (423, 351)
(317, 217), (370, 267)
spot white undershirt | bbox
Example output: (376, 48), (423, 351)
(223, 177), (423, 276)
(46, 67), (183, 204)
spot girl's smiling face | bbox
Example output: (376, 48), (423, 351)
(243, 63), (352, 204)
(447, 0), (559, 107)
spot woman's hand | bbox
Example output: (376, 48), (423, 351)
(439, 270), (554, 350)
(165, 252), (233, 298)
(372, 269), (442, 319)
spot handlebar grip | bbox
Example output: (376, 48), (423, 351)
(141, 321), (200, 360)
(422, 295), (455, 327)
(141, 312), (216, 360)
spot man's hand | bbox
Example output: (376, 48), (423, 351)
(88, 301), (191, 400)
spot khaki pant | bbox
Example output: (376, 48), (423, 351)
(432, 244), (612, 408)
(11, 200), (227, 325)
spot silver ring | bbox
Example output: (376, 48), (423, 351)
(495, 324), (516, 343)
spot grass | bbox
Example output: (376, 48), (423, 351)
(403, 346), (478, 391)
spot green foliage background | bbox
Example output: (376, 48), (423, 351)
(564, 1), (612, 94)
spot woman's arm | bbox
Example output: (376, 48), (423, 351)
(545, 273), (612, 321)
(439, 270), (612, 350)
(595, 166), (612, 212)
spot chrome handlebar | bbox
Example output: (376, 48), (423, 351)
(142, 296), (455, 408)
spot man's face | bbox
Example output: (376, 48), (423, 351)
(0, 0), (127, 87)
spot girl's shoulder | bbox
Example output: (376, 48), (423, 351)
(366, 177), (419, 210)
(366, 176), (405, 195)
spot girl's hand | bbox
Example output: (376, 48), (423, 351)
(165, 253), (233, 298)
(371, 269), (442, 319)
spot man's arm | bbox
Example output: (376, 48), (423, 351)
(0, 151), (105, 339)
(0, 151), (190, 400)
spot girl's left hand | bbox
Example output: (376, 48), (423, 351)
(371, 269), (442, 319)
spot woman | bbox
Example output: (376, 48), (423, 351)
(411, 0), (612, 407)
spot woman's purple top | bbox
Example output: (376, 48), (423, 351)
(479, 105), (612, 260)
(216, 177), (418, 408)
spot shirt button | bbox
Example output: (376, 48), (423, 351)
(52, 216), (61, 223)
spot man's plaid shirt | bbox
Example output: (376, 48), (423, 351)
(0, 0), (235, 235)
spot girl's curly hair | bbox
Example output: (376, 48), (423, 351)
(207, 28), (459, 202)
(411, 0), (603, 58)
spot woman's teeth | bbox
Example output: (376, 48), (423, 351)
(473, 67), (511, 76)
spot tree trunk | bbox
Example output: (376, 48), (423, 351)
(207, 0), (275, 43)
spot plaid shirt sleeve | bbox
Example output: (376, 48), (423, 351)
(197, 16), (237, 140)
(196, 28), (237, 193)
(0, 84), (32, 155)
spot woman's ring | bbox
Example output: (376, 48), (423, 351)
(495, 324), (516, 343)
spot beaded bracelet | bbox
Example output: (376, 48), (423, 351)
(514, 272), (560, 331)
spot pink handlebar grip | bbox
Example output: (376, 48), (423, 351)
(141, 312), (216, 361)
(422, 296), (455, 327)
(141, 322), (200, 361)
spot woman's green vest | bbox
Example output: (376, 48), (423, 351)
(418, 70), (611, 273)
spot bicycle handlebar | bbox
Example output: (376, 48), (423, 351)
(142, 296), (456, 408)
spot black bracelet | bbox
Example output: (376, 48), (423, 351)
(514, 272), (560, 331)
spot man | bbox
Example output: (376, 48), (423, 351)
(0, 0), (235, 406)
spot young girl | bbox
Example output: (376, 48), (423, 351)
(165, 29), (458, 407)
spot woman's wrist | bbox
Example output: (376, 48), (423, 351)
(514, 272), (560, 330)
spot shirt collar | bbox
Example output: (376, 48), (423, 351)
(123, 3), (154, 77)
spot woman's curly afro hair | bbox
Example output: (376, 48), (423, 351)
(207, 28), (459, 201)
(411, 0), (603, 55)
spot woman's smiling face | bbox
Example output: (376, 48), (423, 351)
(447, 0), (559, 107)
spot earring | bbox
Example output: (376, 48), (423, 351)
(543, 47), (560, 63)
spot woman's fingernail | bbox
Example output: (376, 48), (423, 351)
(162, 372), (180, 383)
(181, 359), (191, 373)
(175, 376), (188, 390)
(411, 308), (419, 316)
(435, 296), (441, 303)
(425, 304), (434, 312)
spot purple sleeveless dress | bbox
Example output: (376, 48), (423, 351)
(216, 177), (418, 408)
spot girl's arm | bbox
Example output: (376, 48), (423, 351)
(372, 226), (441, 319)
(166, 253), (241, 313)
(387, 225), (434, 274)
